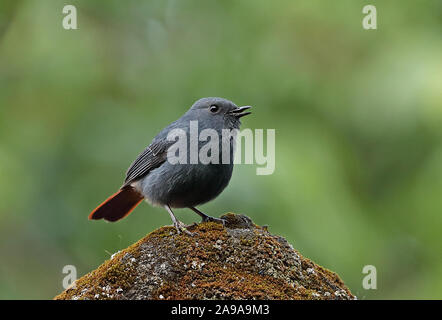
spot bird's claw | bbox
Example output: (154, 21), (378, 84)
(173, 220), (194, 236)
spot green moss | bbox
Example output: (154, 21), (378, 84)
(55, 213), (354, 300)
(54, 249), (137, 300)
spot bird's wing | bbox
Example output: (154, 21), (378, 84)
(123, 139), (172, 186)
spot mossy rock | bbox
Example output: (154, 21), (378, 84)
(55, 213), (355, 300)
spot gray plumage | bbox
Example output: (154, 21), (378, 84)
(90, 97), (251, 234)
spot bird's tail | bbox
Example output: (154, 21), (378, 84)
(89, 186), (144, 222)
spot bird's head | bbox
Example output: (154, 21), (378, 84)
(186, 97), (252, 129)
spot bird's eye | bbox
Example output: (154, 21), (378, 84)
(209, 105), (219, 113)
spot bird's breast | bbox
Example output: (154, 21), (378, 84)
(140, 161), (234, 208)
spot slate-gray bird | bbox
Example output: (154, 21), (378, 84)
(89, 97), (252, 234)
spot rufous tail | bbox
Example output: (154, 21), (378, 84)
(89, 186), (144, 222)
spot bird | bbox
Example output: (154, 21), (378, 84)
(89, 97), (252, 234)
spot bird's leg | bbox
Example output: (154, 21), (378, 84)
(165, 205), (194, 236)
(190, 207), (226, 225)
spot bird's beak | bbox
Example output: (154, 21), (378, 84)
(230, 106), (252, 118)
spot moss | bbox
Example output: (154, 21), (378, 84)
(154, 265), (299, 300)
(55, 213), (355, 300)
(54, 251), (137, 300)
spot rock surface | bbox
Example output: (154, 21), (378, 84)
(55, 213), (355, 300)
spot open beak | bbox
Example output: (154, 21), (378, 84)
(230, 106), (252, 118)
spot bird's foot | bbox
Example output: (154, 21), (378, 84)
(201, 216), (227, 226)
(173, 220), (194, 236)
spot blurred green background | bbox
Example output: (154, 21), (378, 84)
(0, 0), (441, 299)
